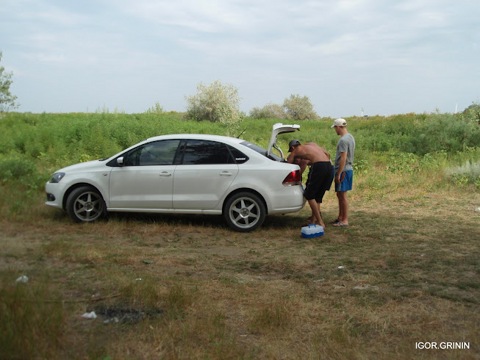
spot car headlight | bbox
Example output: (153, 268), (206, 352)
(50, 172), (66, 183)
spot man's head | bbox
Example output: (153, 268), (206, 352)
(288, 139), (301, 152)
(331, 118), (347, 128)
(331, 118), (348, 135)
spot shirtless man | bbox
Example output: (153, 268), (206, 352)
(287, 140), (334, 228)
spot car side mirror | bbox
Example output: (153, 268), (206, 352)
(117, 157), (124, 166)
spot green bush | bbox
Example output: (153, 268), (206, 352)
(352, 113), (480, 155)
(462, 103), (480, 124)
(386, 152), (420, 174)
(0, 157), (38, 186)
(283, 94), (318, 120)
(144, 102), (164, 114)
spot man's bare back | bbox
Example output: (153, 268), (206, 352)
(287, 142), (330, 164)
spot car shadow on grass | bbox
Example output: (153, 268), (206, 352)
(109, 212), (305, 230)
(45, 205), (315, 231)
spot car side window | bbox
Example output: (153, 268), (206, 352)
(180, 140), (236, 165)
(123, 140), (180, 166)
(227, 145), (249, 164)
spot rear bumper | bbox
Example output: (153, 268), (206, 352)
(268, 185), (305, 214)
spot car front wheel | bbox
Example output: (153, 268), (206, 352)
(223, 191), (266, 232)
(66, 186), (106, 222)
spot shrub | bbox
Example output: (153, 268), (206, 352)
(386, 152), (420, 174)
(0, 157), (38, 187)
(419, 114), (480, 155)
(283, 94), (318, 120)
(185, 81), (242, 125)
(462, 103), (480, 124)
(250, 103), (286, 119)
(352, 113), (480, 155)
(0, 52), (18, 112)
(445, 160), (480, 187)
(144, 102), (164, 114)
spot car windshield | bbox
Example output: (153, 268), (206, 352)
(240, 141), (284, 162)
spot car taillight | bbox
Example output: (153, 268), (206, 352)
(282, 170), (302, 186)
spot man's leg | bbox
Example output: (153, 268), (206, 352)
(336, 191), (343, 221)
(336, 191), (348, 225)
(317, 202), (322, 223)
(308, 199), (325, 227)
(308, 202), (322, 224)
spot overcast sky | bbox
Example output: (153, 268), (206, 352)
(1, 0), (479, 117)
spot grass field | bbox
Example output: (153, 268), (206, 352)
(0, 112), (479, 359)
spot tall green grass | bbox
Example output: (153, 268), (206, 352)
(0, 111), (479, 220)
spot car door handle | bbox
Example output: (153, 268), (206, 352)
(219, 171), (233, 176)
(159, 172), (172, 177)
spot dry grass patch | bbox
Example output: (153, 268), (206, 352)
(0, 183), (479, 359)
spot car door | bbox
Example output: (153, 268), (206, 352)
(108, 140), (180, 210)
(173, 139), (239, 210)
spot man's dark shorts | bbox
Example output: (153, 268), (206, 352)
(304, 161), (334, 203)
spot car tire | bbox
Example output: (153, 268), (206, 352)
(223, 191), (266, 232)
(66, 186), (106, 223)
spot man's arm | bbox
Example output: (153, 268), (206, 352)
(335, 152), (347, 183)
(286, 151), (296, 163)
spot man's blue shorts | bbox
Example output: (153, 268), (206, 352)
(335, 170), (353, 192)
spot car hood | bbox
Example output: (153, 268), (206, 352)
(266, 123), (300, 158)
(57, 159), (107, 173)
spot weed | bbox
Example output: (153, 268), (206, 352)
(445, 160), (480, 187)
(165, 284), (194, 319)
(0, 273), (66, 359)
(249, 297), (294, 333)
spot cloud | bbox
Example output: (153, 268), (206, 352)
(117, 0), (251, 33)
(1, 0), (479, 114)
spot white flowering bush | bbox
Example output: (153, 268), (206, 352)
(445, 160), (480, 188)
(250, 103), (286, 119)
(185, 81), (242, 125)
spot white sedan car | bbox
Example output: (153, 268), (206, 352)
(45, 123), (305, 232)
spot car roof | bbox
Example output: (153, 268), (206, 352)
(117, 123), (301, 161)
(144, 133), (244, 144)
